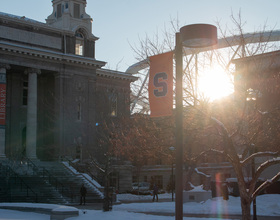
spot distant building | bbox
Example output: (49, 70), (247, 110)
(232, 50), (280, 193)
(0, 0), (137, 161)
(233, 50), (280, 150)
(234, 50), (280, 110)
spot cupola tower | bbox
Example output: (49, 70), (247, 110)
(46, 0), (97, 57)
(46, 0), (93, 36)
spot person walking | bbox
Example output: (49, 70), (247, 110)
(222, 182), (229, 200)
(80, 184), (87, 205)
(152, 184), (158, 202)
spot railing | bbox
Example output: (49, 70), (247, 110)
(23, 157), (72, 200)
(65, 157), (104, 185)
(0, 163), (38, 202)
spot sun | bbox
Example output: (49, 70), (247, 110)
(198, 66), (233, 101)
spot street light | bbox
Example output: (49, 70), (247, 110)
(251, 144), (257, 220)
(175, 24), (217, 220)
(169, 146), (175, 201)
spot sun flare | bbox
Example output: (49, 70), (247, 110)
(198, 66), (233, 101)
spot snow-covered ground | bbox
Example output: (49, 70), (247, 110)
(116, 193), (280, 216)
(0, 193), (279, 220)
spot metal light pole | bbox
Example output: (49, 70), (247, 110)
(175, 32), (184, 220)
(251, 145), (257, 220)
(252, 157), (257, 220)
(175, 24), (217, 220)
(169, 146), (175, 201)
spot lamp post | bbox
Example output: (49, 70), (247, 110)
(175, 24), (217, 220)
(251, 144), (257, 220)
(169, 146), (175, 201)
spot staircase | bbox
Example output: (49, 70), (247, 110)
(34, 161), (104, 204)
(0, 161), (40, 203)
(0, 159), (104, 204)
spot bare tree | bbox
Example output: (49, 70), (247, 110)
(129, 12), (280, 220)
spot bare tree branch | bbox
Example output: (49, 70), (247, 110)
(252, 172), (280, 201)
(252, 158), (280, 188)
(241, 151), (279, 165)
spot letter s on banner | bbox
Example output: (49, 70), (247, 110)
(153, 72), (168, 97)
(148, 52), (173, 117)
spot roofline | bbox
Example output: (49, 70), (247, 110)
(0, 12), (98, 40)
(97, 68), (138, 82)
(232, 49), (280, 63)
(0, 40), (106, 68)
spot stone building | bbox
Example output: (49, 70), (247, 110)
(0, 0), (137, 162)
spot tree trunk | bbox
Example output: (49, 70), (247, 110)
(240, 196), (251, 220)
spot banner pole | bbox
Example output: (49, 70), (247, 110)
(175, 32), (183, 220)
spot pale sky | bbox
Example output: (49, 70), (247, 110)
(1, 0), (279, 72)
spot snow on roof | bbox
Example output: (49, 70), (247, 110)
(188, 184), (209, 192)
(195, 168), (211, 178)
(0, 12), (43, 25)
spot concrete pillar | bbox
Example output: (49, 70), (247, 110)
(25, 68), (41, 159)
(0, 64), (10, 158)
(54, 73), (64, 159)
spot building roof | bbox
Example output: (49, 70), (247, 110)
(233, 50), (280, 63)
(0, 12), (43, 24)
(97, 68), (138, 82)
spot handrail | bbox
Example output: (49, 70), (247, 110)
(62, 161), (103, 193)
(0, 163), (38, 202)
(23, 157), (72, 199)
(65, 157), (104, 183)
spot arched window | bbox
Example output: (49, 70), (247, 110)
(57, 4), (62, 18)
(75, 31), (84, 56)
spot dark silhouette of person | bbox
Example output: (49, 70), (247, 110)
(222, 182), (229, 200)
(80, 184), (87, 205)
(152, 184), (158, 202)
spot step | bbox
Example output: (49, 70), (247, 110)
(0, 161), (104, 204)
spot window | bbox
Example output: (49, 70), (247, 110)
(76, 145), (81, 159)
(57, 4), (62, 18)
(75, 31), (84, 56)
(74, 3), (80, 18)
(110, 93), (118, 116)
(22, 81), (28, 106)
(21, 127), (26, 156)
(77, 103), (81, 121)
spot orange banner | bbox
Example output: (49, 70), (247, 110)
(148, 52), (173, 117)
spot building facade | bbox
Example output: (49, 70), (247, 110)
(232, 50), (280, 193)
(0, 0), (136, 161)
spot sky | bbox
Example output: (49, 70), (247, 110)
(1, 0), (279, 73)
(0, 193), (279, 219)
